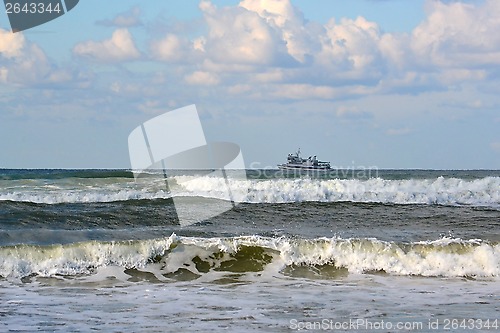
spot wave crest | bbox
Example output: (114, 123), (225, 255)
(176, 176), (500, 207)
(1, 235), (498, 280)
(1, 176), (499, 207)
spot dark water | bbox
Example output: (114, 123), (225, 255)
(2, 200), (499, 245)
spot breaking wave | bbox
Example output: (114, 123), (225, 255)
(1, 234), (498, 280)
(1, 176), (498, 207)
(0, 188), (170, 204)
(199, 176), (500, 207)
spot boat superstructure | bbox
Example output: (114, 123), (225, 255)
(277, 149), (331, 171)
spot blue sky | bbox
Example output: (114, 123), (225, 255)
(0, 0), (499, 169)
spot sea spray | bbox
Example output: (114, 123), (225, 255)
(1, 176), (499, 207)
(1, 235), (498, 279)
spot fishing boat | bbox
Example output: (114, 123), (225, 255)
(277, 149), (331, 171)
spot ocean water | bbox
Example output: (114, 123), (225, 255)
(1, 169), (499, 332)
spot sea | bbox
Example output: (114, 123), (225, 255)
(0, 168), (499, 332)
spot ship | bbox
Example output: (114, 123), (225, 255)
(277, 149), (331, 171)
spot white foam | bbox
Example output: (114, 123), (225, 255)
(0, 235), (176, 279)
(1, 235), (498, 279)
(137, 235), (500, 278)
(0, 189), (171, 204)
(1, 176), (499, 207)
(276, 237), (500, 277)
(0, 177), (170, 204)
(173, 176), (500, 207)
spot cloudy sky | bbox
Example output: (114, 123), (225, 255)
(0, 0), (499, 169)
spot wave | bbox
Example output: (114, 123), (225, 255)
(1, 176), (499, 207)
(1, 234), (498, 280)
(0, 189), (170, 204)
(218, 176), (500, 206)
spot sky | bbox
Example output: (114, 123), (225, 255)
(0, 0), (499, 169)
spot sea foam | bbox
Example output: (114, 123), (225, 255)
(171, 176), (500, 207)
(0, 235), (498, 279)
(1, 176), (498, 207)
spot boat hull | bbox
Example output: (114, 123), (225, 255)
(278, 164), (331, 171)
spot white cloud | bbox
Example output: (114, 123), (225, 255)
(73, 29), (140, 62)
(239, 0), (319, 63)
(144, 1), (385, 98)
(74, 0), (500, 103)
(199, 0), (216, 15)
(0, 29), (59, 86)
(320, 16), (382, 71)
(240, 0), (296, 28)
(0, 29), (25, 58)
(8, 44), (51, 84)
(150, 34), (188, 62)
(193, 37), (206, 52)
(200, 59), (254, 73)
(378, 33), (411, 70)
(199, 1), (292, 66)
(270, 84), (337, 100)
(184, 71), (220, 85)
(411, 0), (500, 68)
